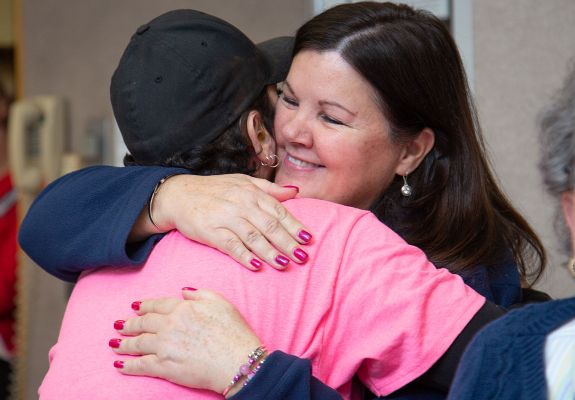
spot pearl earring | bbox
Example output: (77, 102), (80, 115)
(401, 174), (412, 197)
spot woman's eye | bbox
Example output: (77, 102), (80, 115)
(279, 91), (299, 107)
(320, 114), (345, 126)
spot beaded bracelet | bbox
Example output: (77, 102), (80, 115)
(148, 174), (179, 230)
(222, 345), (268, 397)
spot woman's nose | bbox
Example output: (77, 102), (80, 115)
(280, 110), (313, 148)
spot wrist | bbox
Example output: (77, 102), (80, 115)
(148, 174), (182, 232)
(223, 345), (269, 398)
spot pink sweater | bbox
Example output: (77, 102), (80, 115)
(40, 198), (484, 399)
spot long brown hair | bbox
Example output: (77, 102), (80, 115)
(295, 2), (545, 283)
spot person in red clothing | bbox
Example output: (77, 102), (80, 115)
(0, 83), (17, 399)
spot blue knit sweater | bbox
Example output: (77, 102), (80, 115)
(448, 297), (575, 400)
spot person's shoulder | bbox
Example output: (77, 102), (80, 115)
(475, 297), (575, 341)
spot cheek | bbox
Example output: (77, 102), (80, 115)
(350, 136), (400, 186)
(332, 135), (389, 169)
(273, 107), (289, 145)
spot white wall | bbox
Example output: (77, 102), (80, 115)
(474, 0), (575, 298)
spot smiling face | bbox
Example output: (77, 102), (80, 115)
(273, 50), (405, 209)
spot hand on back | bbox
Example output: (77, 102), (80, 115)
(152, 174), (313, 270)
(110, 288), (262, 397)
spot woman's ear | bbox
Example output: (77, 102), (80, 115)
(246, 110), (276, 158)
(394, 127), (435, 176)
(561, 191), (575, 252)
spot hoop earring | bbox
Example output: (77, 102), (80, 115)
(568, 258), (575, 278)
(260, 153), (279, 168)
(401, 174), (412, 197)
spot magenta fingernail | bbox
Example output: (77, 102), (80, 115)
(109, 338), (122, 349)
(113, 360), (124, 369)
(131, 301), (141, 311)
(250, 259), (262, 269)
(275, 254), (290, 267)
(113, 320), (125, 330)
(293, 248), (308, 262)
(182, 287), (197, 291)
(298, 230), (312, 243)
(282, 185), (300, 192)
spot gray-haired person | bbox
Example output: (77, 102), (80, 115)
(447, 62), (575, 400)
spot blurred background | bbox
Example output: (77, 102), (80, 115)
(1, 0), (575, 398)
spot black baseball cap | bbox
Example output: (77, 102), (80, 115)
(111, 9), (294, 164)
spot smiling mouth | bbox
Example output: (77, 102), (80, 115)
(286, 154), (323, 169)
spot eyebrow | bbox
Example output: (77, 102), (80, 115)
(318, 100), (357, 117)
(284, 81), (357, 117)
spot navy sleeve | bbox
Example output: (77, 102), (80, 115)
(18, 165), (188, 282)
(230, 351), (342, 400)
(459, 260), (521, 308)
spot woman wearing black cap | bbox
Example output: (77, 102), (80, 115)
(25, 3), (545, 400)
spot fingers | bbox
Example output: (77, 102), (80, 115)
(214, 193), (311, 269)
(109, 332), (158, 355)
(246, 178), (313, 247)
(132, 297), (181, 316)
(113, 354), (164, 378)
(117, 312), (165, 336)
(209, 227), (271, 271)
(211, 222), (307, 271)
(223, 218), (296, 270)
(251, 201), (311, 261)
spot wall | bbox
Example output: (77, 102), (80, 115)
(474, 0), (575, 298)
(0, 0), (15, 96)
(0, 0), (14, 46)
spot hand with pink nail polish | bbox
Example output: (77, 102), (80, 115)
(113, 289), (262, 396)
(134, 174), (313, 271)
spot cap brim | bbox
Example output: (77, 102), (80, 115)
(257, 36), (294, 85)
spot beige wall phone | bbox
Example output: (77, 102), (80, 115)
(10, 96), (64, 190)
(8, 96), (80, 400)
